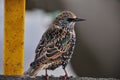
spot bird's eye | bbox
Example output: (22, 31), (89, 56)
(67, 18), (75, 22)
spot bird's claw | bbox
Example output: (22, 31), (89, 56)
(59, 75), (72, 80)
(42, 75), (49, 80)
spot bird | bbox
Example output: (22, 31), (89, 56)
(22, 11), (85, 79)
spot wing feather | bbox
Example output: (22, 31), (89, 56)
(34, 25), (71, 61)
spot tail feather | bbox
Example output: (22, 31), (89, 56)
(21, 65), (45, 79)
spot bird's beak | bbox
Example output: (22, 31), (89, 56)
(67, 18), (86, 22)
(73, 18), (86, 22)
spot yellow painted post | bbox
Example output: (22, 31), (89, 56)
(4, 0), (25, 75)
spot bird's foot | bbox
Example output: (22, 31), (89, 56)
(59, 75), (73, 80)
(41, 69), (49, 80)
(42, 75), (49, 80)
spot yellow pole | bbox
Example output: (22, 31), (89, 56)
(4, 0), (25, 75)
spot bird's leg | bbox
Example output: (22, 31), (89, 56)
(59, 68), (69, 80)
(63, 68), (69, 80)
(43, 69), (49, 80)
(45, 69), (48, 77)
(63, 68), (68, 77)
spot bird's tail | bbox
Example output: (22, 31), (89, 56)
(21, 65), (45, 79)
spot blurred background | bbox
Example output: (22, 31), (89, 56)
(0, 0), (120, 78)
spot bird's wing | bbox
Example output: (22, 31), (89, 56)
(34, 25), (72, 61)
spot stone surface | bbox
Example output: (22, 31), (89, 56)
(0, 75), (119, 80)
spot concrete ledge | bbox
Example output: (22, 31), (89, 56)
(0, 75), (119, 80)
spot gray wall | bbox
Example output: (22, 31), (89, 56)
(64, 0), (120, 78)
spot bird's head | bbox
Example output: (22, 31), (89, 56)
(53, 11), (85, 29)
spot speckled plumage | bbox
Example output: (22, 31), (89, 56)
(22, 11), (85, 78)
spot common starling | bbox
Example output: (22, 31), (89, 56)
(22, 11), (85, 79)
